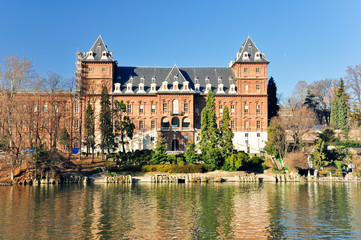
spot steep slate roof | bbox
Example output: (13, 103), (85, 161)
(115, 66), (235, 95)
(82, 35), (114, 62)
(234, 36), (269, 63)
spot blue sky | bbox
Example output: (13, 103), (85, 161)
(1, 0), (360, 99)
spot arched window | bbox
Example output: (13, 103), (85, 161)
(171, 117), (179, 128)
(182, 117), (190, 128)
(161, 117), (169, 128)
(172, 99), (179, 114)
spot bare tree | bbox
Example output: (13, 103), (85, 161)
(346, 64), (361, 106)
(0, 56), (37, 180)
(41, 71), (65, 150)
(281, 105), (318, 151)
(308, 78), (335, 124)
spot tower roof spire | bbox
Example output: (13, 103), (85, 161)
(234, 36), (268, 63)
(82, 35), (114, 62)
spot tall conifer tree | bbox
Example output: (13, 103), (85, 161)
(84, 103), (95, 162)
(99, 86), (114, 157)
(220, 106), (233, 158)
(330, 79), (348, 129)
(267, 77), (280, 122)
(199, 90), (222, 169)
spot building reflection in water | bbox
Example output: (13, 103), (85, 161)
(1, 182), (361, 239)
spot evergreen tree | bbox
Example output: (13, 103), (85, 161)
(113, 99), (135, 153)
(151, 136), (167, 164)
(184, 142), (199, 164)
(99, 85), (114, 157)
(313, 139), (328, 169)
(303, 89), (317, 109)
(267, 77), (280, 122)
(264, 117), (286, 159)
(59, 127), (70, 156)
(199, 90), (222, 169)
(330, 79), (348, 129)
(220, 106), (233, 159)
(84, 103), (95, 162)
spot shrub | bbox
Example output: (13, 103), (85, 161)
(142, 164), (206, 173)
(223, 152), (249, 171)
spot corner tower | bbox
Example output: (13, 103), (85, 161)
(230, 36), (269, 94)
(230, 36), (269, 153)
(76, 36), (116, 95)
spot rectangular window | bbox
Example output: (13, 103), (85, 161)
(257, 105), (261, 113)
(245, 133), (248, 137)
(65, 104), (68, 112)
(115, 121), (119, 128)
(244, 85), (248, 91)
(256, 85), (260, 91)
(195, 105), (199, 113)
(34, 105), (37, 112)
(151, 105), (156, 113)
(151, 120), (155, 129)
(231, 121), (235, 129)
(102, 68), (106, 72)
(257, 121), (261, 129)
(231, 105), (235, 113)
(184, 103), (188, 112)
(33, 121), (37, 129)
(54, 104), (58, 113)
(245, 121), (249, 129)
(219, 121), (223, 128)
(127, 105), (132, 113)
(257, 133), (260, 137)
(44, 104), (48, 113)
(244, 68), (248, 73)
(89, 67), (93, 72)
(163, 103), (167, 112)
(244, 105), (249, 113)
(139, 104), (144, 113)
(139, 121), (143, 130)
(64, 120), (68, 128)
(151, 136), (155, 142)
(219, 105), (223, 113)
(89, 84), (92, 90)
(74, 120), (79, 129)
(256, 68), (260, 73)
(43, 120), (47, 128)
(22, 104), (27, 110)
(75, 104), (79, 113)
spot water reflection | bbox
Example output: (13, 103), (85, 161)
(1, 182), (361, 239)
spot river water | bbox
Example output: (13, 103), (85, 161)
(1, 182), (361, 239)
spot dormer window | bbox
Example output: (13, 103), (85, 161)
(243, 51), (249, 60)
(255, 51), (261, 61)
(217, 83), (224, 94)
(174, 75), (178, 81)
(114, 83), (121, 93)
(183, 81), (189, 91)
(217, 76), (222, 84)
(195, 76), (199, 84)
(205, 84), (212, 93)
(152, 77), (156, 83)
(205, 76), (210, 85)
(139, 84), (144, 92)
(229, 84), (236, 94)
(229, 76), (234, 85)
(140, 76), (145, 83)
(125, 82), (134, 93)
(195, 84), (200, 92)
(162, 81), (168, 91)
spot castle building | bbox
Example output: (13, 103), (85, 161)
(76, 36), (269, 153)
